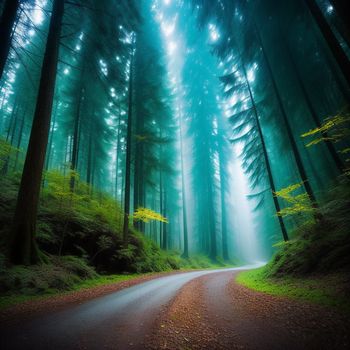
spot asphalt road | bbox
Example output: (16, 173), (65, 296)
(0, 265), (260, 350)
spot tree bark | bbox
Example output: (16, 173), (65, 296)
(162, 189), (168, 250)
(10, 0), (64, 265)
(123, 34), (136, 243)
(0, 0), (20, 80)
(70, 84), (83, 192)
(179, 110), (189, 258)
(115, 108), (122, 198)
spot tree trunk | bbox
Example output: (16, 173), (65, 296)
(162, 190), (168, 250)
(86, 111), (94, 188)
(243, 65), (289, 242)
(179, 110), (189, 258)
(70, 85), (83, 192)
(0, 0), (20, 80)
(330, 0), (350, 39)
(207, 174), (216, 260)
(305, 0), (350, 88)
(255, 27), (318, 211)
(45, 100), (58, 171)
(115, 108), (122, 198)
(122, 34), (136, 243)
(286, 40), (345, 173)
(219, 151), (229, 261)
(10, 0), (64, 265)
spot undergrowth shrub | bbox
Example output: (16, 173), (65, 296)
(266, 180), (350, 277)
(0, 255), (96, 295)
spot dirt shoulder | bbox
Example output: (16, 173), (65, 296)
(146, 270), (350, 349)
(0, 270), (184, 325)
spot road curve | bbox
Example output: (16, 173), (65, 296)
(0, 264), (261, 350)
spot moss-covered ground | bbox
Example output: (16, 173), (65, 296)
(237, 268), (350, 314)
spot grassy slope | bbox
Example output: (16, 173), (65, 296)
(237, 268), (350, 313)
(237, 181), (350, 314)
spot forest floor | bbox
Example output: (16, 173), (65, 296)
(1, 267), (349, 349)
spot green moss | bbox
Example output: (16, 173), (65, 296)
(237, 267), (350, 314)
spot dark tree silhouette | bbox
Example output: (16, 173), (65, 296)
(10, 0), (65, 265)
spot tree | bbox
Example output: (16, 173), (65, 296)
(0, 0), (20, 80)
(179, 109), (189, 258)
(10, 0), (65, 265)
(122, 33), (136, 243)
(220, 63), (289, 242)
(329, 0), (350, 38)
(304, 0), (350, 88)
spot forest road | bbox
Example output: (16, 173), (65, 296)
(146, 270), (350, 350)
(0, 265), (259, 350)
(2, 263), (349, 350)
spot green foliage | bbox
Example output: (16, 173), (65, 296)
(133, 207), (168, 223)
(175, 254), (230, 269)
(237, 268), (350, 313)
(301, 112), (350, 176)
(266, 182), (350, 276)
(0, 173), (179, 276)
(42, 169), (124, 234)
(238, 182), (350, 313)
(116, 231), (178, 273)
(0, 138), (19, 169)
(274, 182), (314, 217)
(0, 255), (97, 295)
(301, 113), (350, 146)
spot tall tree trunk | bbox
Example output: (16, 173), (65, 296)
(179, 110), (189, 258)
(122, 34), (136, 243)
(286, 40), (345, 173)
(86, 111), (94, 189)
(133, 85), (145, 231)
(70, 85), (83, 192)
(255, 27), (318, 211)
(162, 190), (168, 250)
(218, 151), (229, 261)
(45, 100), (58, 171)
(115, 108), (122, 198)
(304, 0), (350, 88)
(0, 0), (20, 80)
(10, 0), (64, 265)
(329, 0), (350, 39)
(207, 173), (216, 260)
(243, 64), (289, 242)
